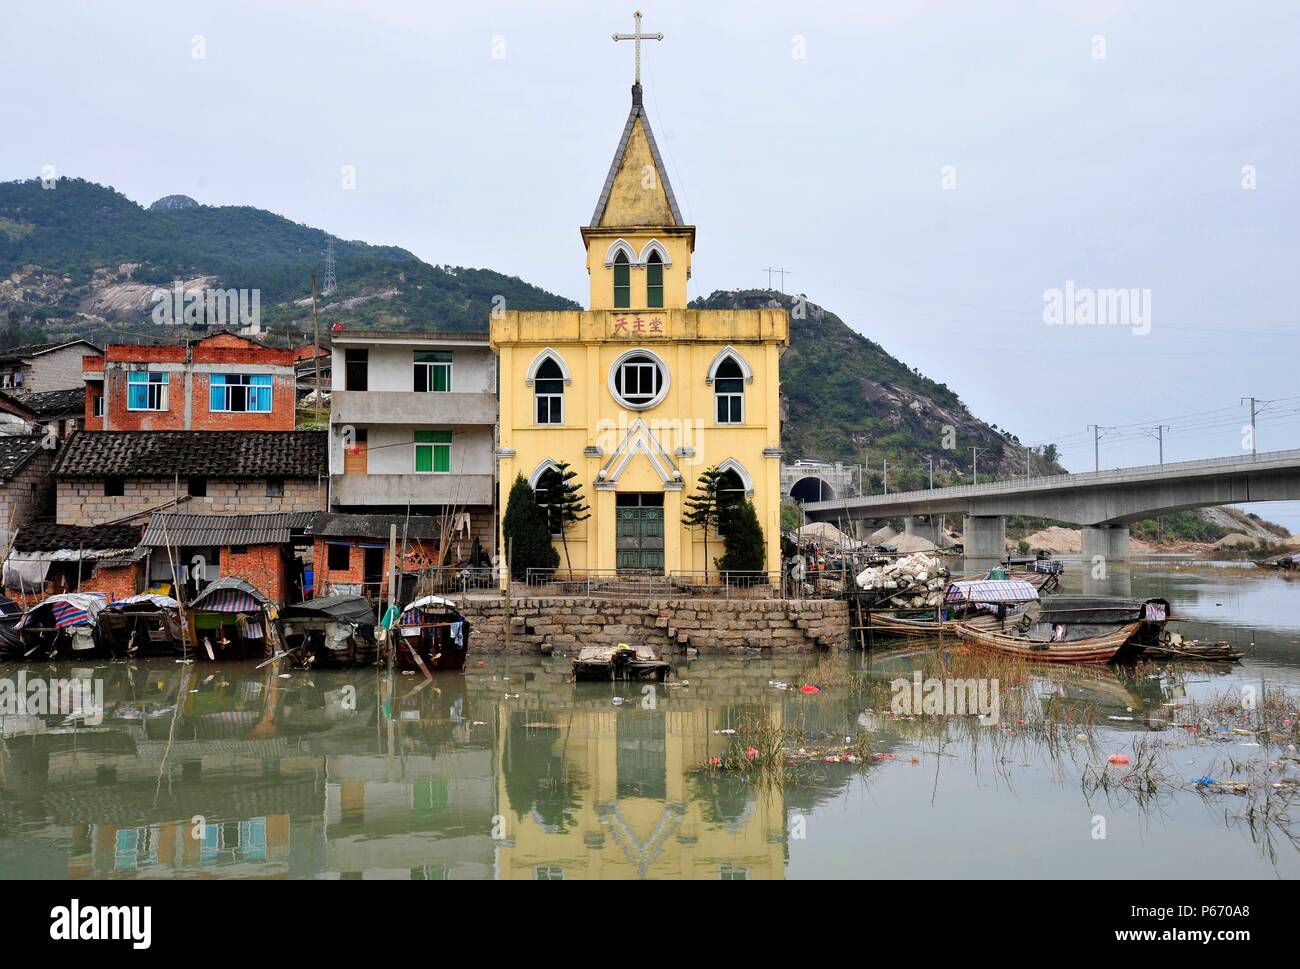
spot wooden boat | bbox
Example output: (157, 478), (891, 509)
(950, 596), (1171, 664)
(1139, 634), (1243, 662)
(572, 642), (671, 682)
(98, 594), (183, 658)
(951, 613), (1142, 664)
(390, 595), (470, 673)
(278, 594), (379, 667)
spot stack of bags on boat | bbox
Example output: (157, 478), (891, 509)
(855, 553), (949, 607)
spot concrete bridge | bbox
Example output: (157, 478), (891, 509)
(801, 448), (1300, 560)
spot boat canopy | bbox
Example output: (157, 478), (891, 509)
(103, 594), (180, 612)
(401, 595), (458, 614)
(189, 577), (271, 613)
(15, 592), (108, 630)
(1032, 596), (1169, 625)
(944, 579), (1040, 604)
(281, 594), (377, 626)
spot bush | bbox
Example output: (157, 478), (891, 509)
(716, 499), (766, 573)
(501, 474), (558, 580)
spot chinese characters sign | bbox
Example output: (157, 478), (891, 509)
(609, 314), (666, 338)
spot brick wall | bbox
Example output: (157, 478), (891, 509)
(221, 544), (290, 602)
(5, 560), (142, 605)
(79, 562), (143, 600)
(452, 596), (850, 653)
(311, 537), (441, 596)
(0, 446), (56, 548)
(56, 477), (326, 525)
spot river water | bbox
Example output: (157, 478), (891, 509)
(1, 559), (1296, 880)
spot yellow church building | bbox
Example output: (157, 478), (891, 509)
(492, 63), (789, 581)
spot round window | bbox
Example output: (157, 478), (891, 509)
(609, 349), (669, 410)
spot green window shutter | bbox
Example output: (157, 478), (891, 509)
(646, 259), (664, 308)
(613, 257), (630, 308)
(415, 445), (433, 473)
(434, 445), (450, 473)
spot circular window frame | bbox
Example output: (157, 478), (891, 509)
(608, 347), (670, 411)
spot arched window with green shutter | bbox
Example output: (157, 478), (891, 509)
(613, 250), (631, 308)
(646, 251), (664, 308)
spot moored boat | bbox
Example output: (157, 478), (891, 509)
(950, 595), (1171, 664)
(389, 595), (470, 673)
(98, 594), (183, 658)
(12, 593), (108, 659)
(278, 594), (379, 667)
(186, 578), (281, 661)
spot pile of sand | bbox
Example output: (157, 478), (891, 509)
(869, 524), (899, 544)
(1020, 526), (1083, 554)
(1213, 532), (1257, 548)
(890, 532), (938, 553)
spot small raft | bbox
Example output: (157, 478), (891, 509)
(573, 642), (671, 682)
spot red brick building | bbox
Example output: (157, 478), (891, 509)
(83, 332), (297, 432)
(140, 511), (318, 604)
(305, 513), (445, 600)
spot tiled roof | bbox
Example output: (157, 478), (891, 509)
(0, 434), (43, 480)
(52, 430), (328, 479)
(0, 339), (101, 361)
(19, 387), (85, 418)
(11, 522), (143, 553)
(141, 511), (318, 548)
(306, 512), (438, 541)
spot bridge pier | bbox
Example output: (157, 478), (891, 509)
(903, 515), (940, 546)
(1081, 524), (1130, 564)
(962, 515), (1006, 560)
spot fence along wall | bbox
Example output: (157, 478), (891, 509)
(454, 596), (850, 653)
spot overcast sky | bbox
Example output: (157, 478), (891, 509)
(6, 0), (1300, 527)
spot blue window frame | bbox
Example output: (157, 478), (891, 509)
(210, 374), (272, 413)
(127, 372), (168, 411)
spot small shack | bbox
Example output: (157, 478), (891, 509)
(186, 577), (280, 661)
(3, 522), (144, 603)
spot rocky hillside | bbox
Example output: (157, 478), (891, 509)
(0, 177), (579, 346)
(693, 290), (1062, 491)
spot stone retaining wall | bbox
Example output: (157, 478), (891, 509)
(454, 596), (849, 653)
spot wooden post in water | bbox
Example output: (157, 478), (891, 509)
(504, 538), (513, 653)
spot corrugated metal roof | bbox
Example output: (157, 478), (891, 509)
(141, 511), (317, 548)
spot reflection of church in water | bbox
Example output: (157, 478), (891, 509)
(495, 700), (787, 880)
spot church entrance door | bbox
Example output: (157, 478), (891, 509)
(615, 493), (664, 573)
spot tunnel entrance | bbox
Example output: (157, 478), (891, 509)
(790, 476), (835, 504)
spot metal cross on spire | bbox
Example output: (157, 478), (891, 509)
(613, 10), (663, 85)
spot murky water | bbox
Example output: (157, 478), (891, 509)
(1, 561), (1296, 879)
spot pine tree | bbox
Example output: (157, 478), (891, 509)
(681, 466), (726, 581)
(502, 474), (558, 581)
(550, 460), (590, 577)
(716, 499), (766, 574)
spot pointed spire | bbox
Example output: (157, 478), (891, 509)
(590, 86), (683, 228)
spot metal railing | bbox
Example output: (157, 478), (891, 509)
(521, 568), (855, 599)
